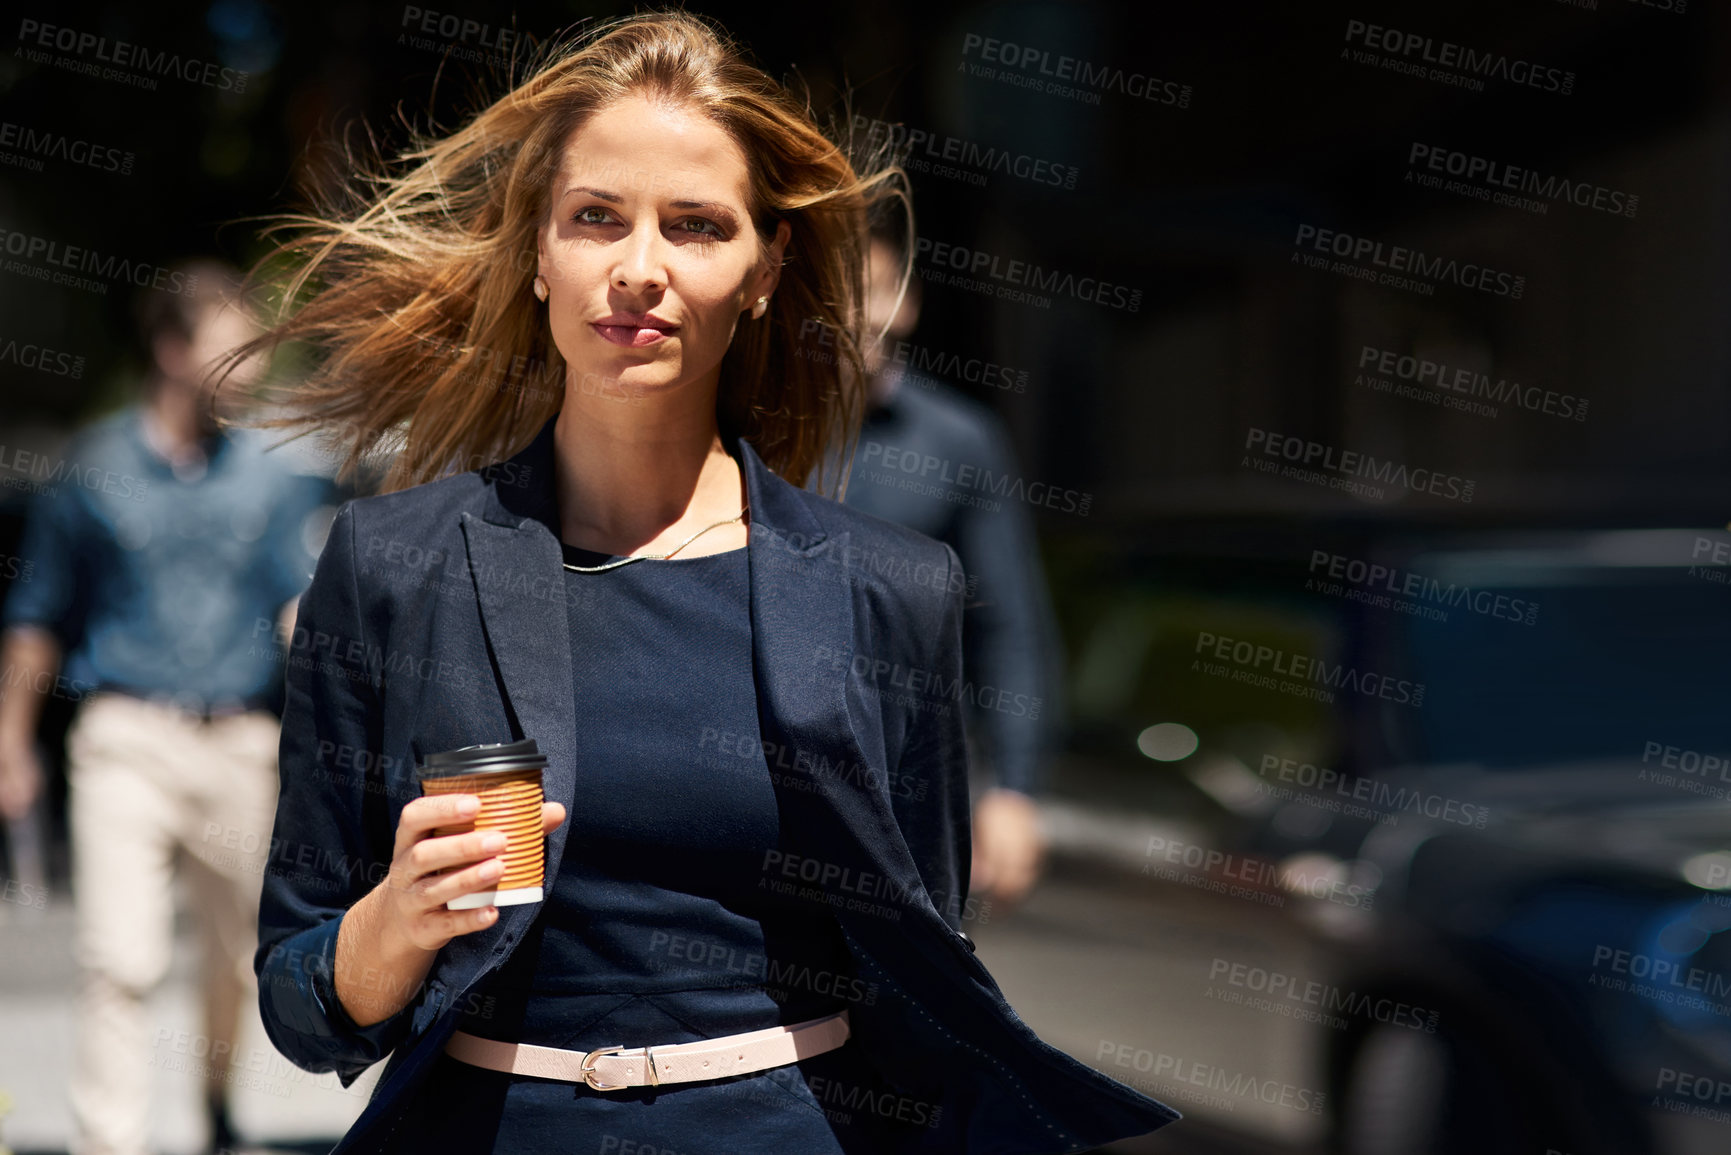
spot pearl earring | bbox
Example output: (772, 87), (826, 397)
(751, 295), (769, 319)
(533, 275), (549, 302)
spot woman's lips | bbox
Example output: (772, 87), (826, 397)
(592, 324), (676, 347)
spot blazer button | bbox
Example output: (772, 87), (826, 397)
(956, 930), (976, 953)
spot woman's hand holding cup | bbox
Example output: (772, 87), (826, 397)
(336, 739), (556, 1028)
(381, 794), (566, 951)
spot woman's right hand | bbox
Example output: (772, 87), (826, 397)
(378, 794), (567, 952)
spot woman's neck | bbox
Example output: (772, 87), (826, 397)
(551, 387), (748, 558)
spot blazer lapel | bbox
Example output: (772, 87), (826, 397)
(740, 441), (947, 935)
(739, 437), (858, 755)
(447, 418), (579, 966)
(455, 512), (577, 952)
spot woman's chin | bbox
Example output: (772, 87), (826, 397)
(562, 361), (686, 405)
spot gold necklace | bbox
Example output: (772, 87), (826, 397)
(560, 507), (748, 574)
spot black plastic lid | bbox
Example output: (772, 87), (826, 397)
(415, 739), (548, 781)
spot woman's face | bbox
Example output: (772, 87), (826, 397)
(536, 95), (788, 403)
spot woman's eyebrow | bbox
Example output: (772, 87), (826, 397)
(564, 186), (624, 202)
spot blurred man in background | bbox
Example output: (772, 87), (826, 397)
(831, 225), (1064, 910)
(0, 259), (332, 1155)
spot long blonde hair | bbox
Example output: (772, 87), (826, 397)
(230, 10), (907, 494)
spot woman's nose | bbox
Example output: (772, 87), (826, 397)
(611, 225), (668, 294)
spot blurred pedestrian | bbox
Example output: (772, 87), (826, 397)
(0, 259), (334, 1155)
(833, 224), (1062, 909)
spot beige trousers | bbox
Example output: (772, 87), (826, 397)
(64, 691), (280, 1155)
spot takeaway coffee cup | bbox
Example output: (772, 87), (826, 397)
(416, 739), (548, 910)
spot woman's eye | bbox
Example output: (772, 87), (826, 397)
(575, 206), (612, 224)
(683, 218), (722, 237)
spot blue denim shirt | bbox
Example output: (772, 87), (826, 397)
(2, 404), (337, 710)
(832, 374), (1064, 795)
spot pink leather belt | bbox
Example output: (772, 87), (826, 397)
(443, 1009), (850, 1091)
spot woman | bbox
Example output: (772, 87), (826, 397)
(244, 11), (1178, 1153)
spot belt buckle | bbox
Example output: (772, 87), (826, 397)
(580, 1044), (637, 1092)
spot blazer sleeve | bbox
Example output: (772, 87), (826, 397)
(889, 541), (975, 932)
(253, 501), (420, 1086)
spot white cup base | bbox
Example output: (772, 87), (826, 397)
(446, 886), (543, 911)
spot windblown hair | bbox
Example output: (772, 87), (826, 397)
(229, 9), (909, 494)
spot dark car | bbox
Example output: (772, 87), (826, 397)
(1210, 529), (1731, 1155)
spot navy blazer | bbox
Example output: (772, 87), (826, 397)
(253, 415), (1179, 1153)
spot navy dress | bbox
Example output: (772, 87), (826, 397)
(386, 541), (919, 1153)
